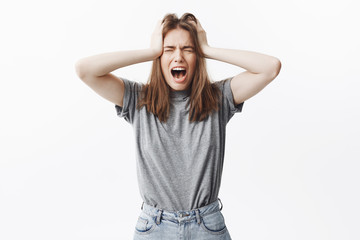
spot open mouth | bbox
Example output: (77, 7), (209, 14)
(171, 67), (187, 82)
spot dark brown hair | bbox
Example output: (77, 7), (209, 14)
(137, 13), (220, 122)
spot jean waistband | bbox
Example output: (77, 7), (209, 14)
(140, 198), (223, 225)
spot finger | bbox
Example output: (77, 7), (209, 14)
(196, 20), (204, 31)
(189, 21), (200, 32)
(188, 19), (196, 27)
(189, 19), (203, 32)
(154, 20), (163, 33)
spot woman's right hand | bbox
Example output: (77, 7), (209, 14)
(150, 20), (164, 59)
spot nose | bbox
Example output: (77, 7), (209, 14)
(174, 48), (184, 62)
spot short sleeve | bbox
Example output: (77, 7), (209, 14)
(215, 77), (244, 123)
(114, 78), (142, 124)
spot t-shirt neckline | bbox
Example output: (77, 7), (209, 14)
(170, 89), (190, 101)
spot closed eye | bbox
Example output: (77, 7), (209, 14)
(183, 47), (194, 52)
(164, 46), (175, 52)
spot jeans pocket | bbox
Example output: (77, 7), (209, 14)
(200, 211), (228, 235)
(134, 212), (157, 235)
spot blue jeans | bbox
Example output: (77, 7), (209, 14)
(133, 198), (232, 240)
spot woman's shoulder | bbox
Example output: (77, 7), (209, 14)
(121, 78), (144, 92)
(211, 77), (232, 91)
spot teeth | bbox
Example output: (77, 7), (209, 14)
(172, 67), (185, 71)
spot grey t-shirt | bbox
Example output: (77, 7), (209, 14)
(115, 77), (244, 211)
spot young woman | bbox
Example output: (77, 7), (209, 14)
(75, 13), (281, 240)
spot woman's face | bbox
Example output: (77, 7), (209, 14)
(160, 28), (197, 91)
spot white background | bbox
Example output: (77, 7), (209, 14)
(1, 0), (359, 239)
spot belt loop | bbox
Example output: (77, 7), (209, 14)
(156, 209), (163, 225)
(141, 202), (144, 210)
(218, 198), (223, 211)
(195, 209), (201, 225)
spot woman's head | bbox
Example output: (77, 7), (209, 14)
(138, 13), (220, 122)
(160, 13), (204, 91)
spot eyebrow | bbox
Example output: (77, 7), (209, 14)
(164, 45), (194, 50)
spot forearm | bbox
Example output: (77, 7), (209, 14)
(202, 46), (280, 75)
(76, 48), (157, 77)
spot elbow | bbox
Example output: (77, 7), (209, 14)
(274, 58), (282, 76)
(74, 59), (88, 80)
(266, 58), (281, 82)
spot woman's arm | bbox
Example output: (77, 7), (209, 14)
(75, 49), (159, 78)
(74, 21), (163, 107)
(194, 21), (281, 105)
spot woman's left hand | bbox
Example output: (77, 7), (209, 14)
(192, 19), (210, 53)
